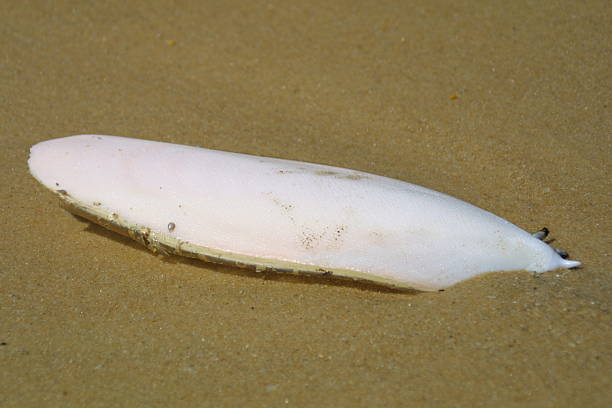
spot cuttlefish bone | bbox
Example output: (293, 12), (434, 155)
(28, 135), (580, 291)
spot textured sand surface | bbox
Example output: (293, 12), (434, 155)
(1, 0), (610, 407)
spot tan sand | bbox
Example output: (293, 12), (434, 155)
(1, 0), (610, 406)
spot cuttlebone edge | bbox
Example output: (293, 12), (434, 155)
(51, 189), (436, 292)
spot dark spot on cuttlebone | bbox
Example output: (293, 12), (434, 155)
(343, 174), (367, 180)
(300, 230), (322, 249)
(300, 224), (347, 250)
(315, 170), (339, 176)
(314, 170), (368, 180)
(334, 225), (347, 241)
(276, 200), (294, 212)
(264, 192), (295, 214)
(275, 167), (368, 180)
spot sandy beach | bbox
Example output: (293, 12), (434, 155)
(1, 0), (610, 406)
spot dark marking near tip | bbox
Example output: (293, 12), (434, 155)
(532, 227), (550, 240)
(533, 228), (573, 259)
(168, 222), (176, 232)
(554, 248), (569, 259)
(57, 189), (68, 195)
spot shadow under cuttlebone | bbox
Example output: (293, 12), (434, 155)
(74, 214), (419, 295)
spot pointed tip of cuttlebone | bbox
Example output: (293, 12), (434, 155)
(560, 259), (581, 269)
(531, 227), (580, 270)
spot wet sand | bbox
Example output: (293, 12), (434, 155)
(1, 0), (610, 406)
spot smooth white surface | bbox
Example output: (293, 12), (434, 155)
(28, 135), (579, 290)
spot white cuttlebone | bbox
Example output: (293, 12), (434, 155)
(28, 135), (580, 291)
